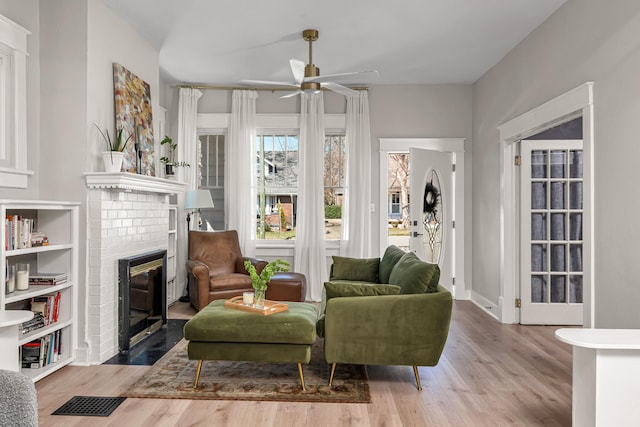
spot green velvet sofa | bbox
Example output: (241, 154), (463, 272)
(318, 245), (453, 390)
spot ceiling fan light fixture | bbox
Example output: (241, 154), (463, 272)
(301, 81), (321, 94)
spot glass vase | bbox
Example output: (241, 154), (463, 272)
(254, 289), (266, 308)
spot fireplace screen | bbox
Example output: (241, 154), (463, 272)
(118, 250), (167, 353)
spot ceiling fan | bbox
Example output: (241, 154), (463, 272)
(241, 29), (378, 98)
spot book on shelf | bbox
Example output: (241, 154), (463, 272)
(21, 312), (46, 334)
(29, 272), (68, 286)
(28, 292), (60, 327)
(21, 340), (41, 369)
(21, 329), (62, 369)
(4, 215), (48, 250)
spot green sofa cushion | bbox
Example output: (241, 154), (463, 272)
(184, 299), (317, 344)
(330, 256), (380, 283)
(316, 281), (402, 337)
(388, 252), (440, 294)
(379, 245), (407, 284)
(324, 281), (401, 299)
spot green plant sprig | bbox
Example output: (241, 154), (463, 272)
(94, 124), (132, 152)
(160, 135), (190, 168)
(244, 259), (290, 291)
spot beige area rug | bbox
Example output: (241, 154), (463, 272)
(122, 338), (370, 403)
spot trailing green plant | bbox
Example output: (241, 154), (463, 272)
(95, 124), (132, 152)
(244, 259), (290, 291)
(160, 135), (190, 167)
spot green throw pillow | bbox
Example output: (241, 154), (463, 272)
(379, 245), (407, 284)
(330, 256), (380, 283)
(388, 252), (440, 294)
(324, 281), (401, 300)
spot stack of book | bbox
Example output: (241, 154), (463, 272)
(28, 292), (61, 327)
(30, 231), (48, 247)
(29, 272), (67, 286)
(21, 312), (46, 334)
(21, 330), (62, 369)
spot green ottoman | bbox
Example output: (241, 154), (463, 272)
(183, 299), (318, 390)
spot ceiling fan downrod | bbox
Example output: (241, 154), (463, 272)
(302, 29), (321, 92)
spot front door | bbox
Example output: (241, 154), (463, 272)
(520, 140), (584, 325)
(409, 148), (455, 294)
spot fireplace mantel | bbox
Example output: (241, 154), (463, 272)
(85, 172), (187, 194)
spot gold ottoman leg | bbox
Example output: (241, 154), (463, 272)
(297, 363), (306, 391)
(413, 365), (423, 391)
(328, 363), (337, 387)
(193, 360), (203, 389)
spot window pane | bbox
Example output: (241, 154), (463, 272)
(531, 182), (547, 209)
(550, 275), (566, 303)
(199, 134), (225, 230)
(324, 135), (345, 240)
(531, 275), (547, 303)
(256, 134), (298, 240)
(531, 213), (546, 241)
(550, 150), (566, 178)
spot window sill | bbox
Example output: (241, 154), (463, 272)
(255, 239), (341, 254)
(0, 167), (34, 189)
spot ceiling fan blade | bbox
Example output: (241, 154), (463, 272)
(240, 79), (298, 87)
(289, 59), (305, 85)
(280, 90), (303, 99)
(305, 70), (379, 83)
(321, 82), (357, 97)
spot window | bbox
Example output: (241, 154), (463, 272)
(199, 134), (225, 230)
(324, 134), (345, 239)
(256, 134), (299, 240)
(390, 192), (401, 215)
(0, 15), (30, 188)
(254, 133), (346, 241)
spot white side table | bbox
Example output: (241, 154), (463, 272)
(556, 328), (640, 427)
(0, 310), (33, 372)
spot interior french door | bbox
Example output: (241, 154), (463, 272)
(520, 140), (583, 325)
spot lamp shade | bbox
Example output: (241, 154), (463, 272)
(185, 190), (214, 210)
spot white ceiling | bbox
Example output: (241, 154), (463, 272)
(103, 0), (567, 86)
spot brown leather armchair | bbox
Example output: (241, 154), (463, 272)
(186, 230), (307, 310)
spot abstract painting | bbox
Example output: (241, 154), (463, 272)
(113, 63), (155, 175)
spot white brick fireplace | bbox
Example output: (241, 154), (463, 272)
(85, 173), (185, 363)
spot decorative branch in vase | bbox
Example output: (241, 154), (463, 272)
(244, 259), (290, 307)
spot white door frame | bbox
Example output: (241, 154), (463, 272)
(379, 138), (467, 299)
(498, 82), (595, 325)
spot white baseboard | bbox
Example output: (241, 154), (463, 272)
(470, 291), (500, 322)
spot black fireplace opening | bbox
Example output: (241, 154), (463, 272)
(118, 250), (167, 353)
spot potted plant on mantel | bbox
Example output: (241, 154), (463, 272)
(95, 124), (132, 173)
(160, 135), (190, 177)
(244, 259), (290, 308)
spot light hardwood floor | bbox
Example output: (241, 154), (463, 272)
(35, 301), (573, 426)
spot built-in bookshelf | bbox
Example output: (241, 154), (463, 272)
(1, 200), (78, 381)
(167, 196), (178, 304)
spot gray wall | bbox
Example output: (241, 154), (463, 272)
(472, 0), (640, 327)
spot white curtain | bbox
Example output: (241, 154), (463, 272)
(178, 88), (203, 189)
(226, 90), (259, 257)
(295, 92), (327, 301)
(341, 91), (373, 258)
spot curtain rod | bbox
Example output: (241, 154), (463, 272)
(177, 84), (369, 92)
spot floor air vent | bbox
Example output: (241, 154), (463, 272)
(52, 396), (126, 417)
